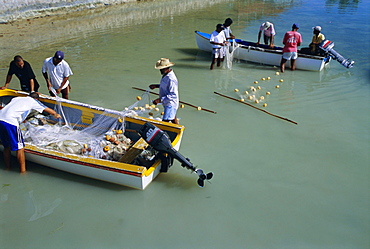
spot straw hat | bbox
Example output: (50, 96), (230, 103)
(154, 58), (175, 69)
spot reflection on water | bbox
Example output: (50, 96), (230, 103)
(325, 0), (360, 11)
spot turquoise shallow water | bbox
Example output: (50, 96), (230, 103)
(0, 0), (369, 248)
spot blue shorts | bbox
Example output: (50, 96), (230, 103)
(162, 105), (178, 121)
(0, 121), (24, 151)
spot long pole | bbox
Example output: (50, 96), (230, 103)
(214, 91), (297, 125)
(132, 87), (217, 114)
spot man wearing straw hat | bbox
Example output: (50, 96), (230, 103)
(149, 58), (179, 124)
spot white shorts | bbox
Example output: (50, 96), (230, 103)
(212, 48), (225, 59)
(282, 52), (298, 60)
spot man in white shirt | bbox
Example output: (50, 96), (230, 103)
(210, 24), (227, 70)
(257, 21), (276, 48)
(0, 92), (61, 173)
(223, 18), (235, 40)
(42, 51), (73, 99)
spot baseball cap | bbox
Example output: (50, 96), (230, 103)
(292, 23), (299, 29)
(54, 51), (64, 60)
(264, 22), (271, 29)
(216, 24), (224, 30)
(313, 26), (322, 31)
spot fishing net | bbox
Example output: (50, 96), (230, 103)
(224, 41), (240, 69)
(20, 88), (163, 162)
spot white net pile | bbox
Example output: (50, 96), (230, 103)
(20, 90), (162, 162)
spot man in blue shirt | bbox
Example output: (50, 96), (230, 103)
(149, 58), (179, 124)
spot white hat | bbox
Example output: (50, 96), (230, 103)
(263, 22), (271, 30)
(313, 26), (322, 31)
(154, 58), (175, 70)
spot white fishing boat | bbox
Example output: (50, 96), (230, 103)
(195, 30), (332, 71)
(0, 89), (212, 189)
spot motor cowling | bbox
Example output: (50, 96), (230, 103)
(138, 122), (213, 187)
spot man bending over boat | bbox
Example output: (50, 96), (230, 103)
(210, 24), (227, 70)
(149, 58), (179, 124)
(280, 23), (302, 73)
(0, 92), (61, 173)
(257, 21), (276, 48)
(1, 55), (40, 93)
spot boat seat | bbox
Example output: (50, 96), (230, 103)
(118, 138), (148, 164)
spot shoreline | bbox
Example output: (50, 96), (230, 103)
(0, 0), (231, 65)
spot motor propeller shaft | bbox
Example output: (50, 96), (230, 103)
(138, 122), (213, 187)
(319, 40), (354, 68)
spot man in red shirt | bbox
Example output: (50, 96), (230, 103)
(280, 23), (302, 73)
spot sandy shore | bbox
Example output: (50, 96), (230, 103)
(0, 3), (126, 65)
(0, 0), (231, 66)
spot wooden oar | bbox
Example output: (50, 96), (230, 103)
(132, 87), (217, 114)
(214, 91), (298, 125)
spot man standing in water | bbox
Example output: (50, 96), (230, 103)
(280, 23), (302, 73)
(149, 58), (179, 124)
(210, 24), (227, 70)
(257, 21), (276, 48)
(0, 92), (61, 173)
(42, 51), (73, 99)
(1, 55), (40, 93)
(223, 18), (235, 40)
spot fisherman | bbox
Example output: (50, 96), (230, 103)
(280, 23), (302, 73)
(309, 26), (325, 55)
(42, 51), (73, 99)
(149, 58), (179, 124)
(223, 18), (235, 40)
(1, 55), (40, 93)
(257, 21), (276, 48)
(210, 24), (227, 70)
(0, 92), (61, 173)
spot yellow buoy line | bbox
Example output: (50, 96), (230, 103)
(233, 71), (285, 109)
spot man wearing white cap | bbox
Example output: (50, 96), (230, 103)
(149, 58), (179, 124)
(42, 51), (73, 99)
(309, 26), (325, 55)
(257, 21), (276, 48)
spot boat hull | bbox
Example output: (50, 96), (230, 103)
(195, 31), (331, 71)
(0, 89), (184, 190)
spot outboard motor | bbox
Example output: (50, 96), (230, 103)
(319, 40), (354, 68)
(138, 122), (213, 187)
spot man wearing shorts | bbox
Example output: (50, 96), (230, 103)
(280, 23), (302, 73)
(149, 58), (179, 124)
(210, 24), (227, 70)
(0, 92), (61, 173)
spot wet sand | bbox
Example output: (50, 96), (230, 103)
(0, 4), (124, 64)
